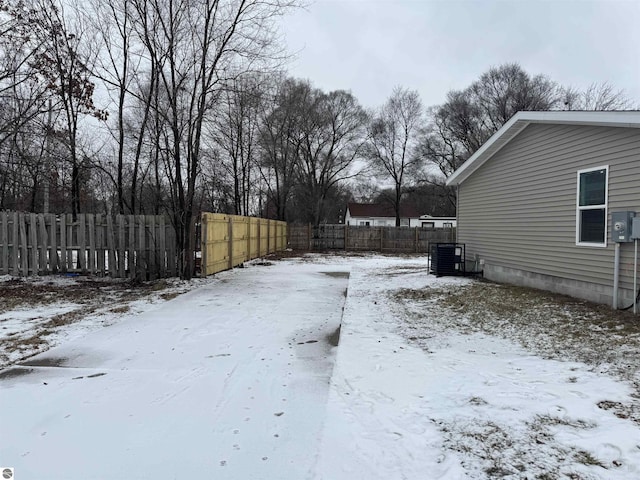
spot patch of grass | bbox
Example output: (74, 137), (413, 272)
(574, 450), (606, 468)
(394, 279), (640, 387)
(534, 414), (596, 430)
(109, 305), (131, 314)
(597, 400), (633, 420)
(159, 292), (180, 301)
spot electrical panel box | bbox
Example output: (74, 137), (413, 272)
(612, 211), (635, 243)
(632, 216), (640, 240)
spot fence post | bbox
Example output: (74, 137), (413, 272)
(106, 215), (116, 277)
(138, 215), (146, 280)
(95, 214), (104, 275)
(158, 215), (166, 277)
(200, 214), (207, 277)
(77, 213), (86, 271)
(379, 227), (383, 252)
(29, 213), (37, 275)
(88, 214), (96, 274)
(344, 224), (348, 251)
(307, 223), (311, 251)
(117, 215), (125, 278)
(267, 220), (271, 254)
(49, 213), (57, 273)
(228, 215), (233, 269)
(59, 214), (66, 273)
(0, 212), (8, 275)
(415, 227), (419, 253)
(246, 216), (251, 261)
(257, 218), (261, 257)
(38, 214), (48, 273)
(148, 215), (157, 280)
(9, 212), (17, 275)
(19, 213), (28, 276)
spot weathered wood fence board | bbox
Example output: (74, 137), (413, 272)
(200, 213), (287, 276)
(0, 212), (177, 279)
(288, 224), (456, 253)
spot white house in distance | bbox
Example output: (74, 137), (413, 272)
(344, 203), (456, 228)
(418, 215), (457, 229)
(446, 110), (640, 308)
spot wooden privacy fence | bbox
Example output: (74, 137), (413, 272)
(200, 213), (287, 276)
(288, 224), (456, 253)
(0, 211), (177, 278)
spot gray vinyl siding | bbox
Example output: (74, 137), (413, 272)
(458, 123), (640, 294)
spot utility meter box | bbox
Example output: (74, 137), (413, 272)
(632, 216), (640, 240)
(612, 211), (635, 242)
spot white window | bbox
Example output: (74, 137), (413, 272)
(422, 221), (435, 228)
(443, 222), (453, 228)
(576, 166), (608, 247)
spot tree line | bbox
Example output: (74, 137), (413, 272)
(0, 0), (633, 277)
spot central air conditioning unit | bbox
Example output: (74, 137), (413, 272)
(429, 243), (465, 277)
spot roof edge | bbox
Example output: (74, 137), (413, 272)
(445, 111), (640, 187)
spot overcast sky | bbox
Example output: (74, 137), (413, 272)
(280, 0), (640, 109)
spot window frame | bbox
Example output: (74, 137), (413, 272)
(575, 165), (609, 247)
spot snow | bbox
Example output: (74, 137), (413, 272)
(1, 254), (640, 479)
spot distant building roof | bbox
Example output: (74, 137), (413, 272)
(347, 203), (421, 218)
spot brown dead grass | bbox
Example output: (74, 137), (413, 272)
(395, 279), (640, 425)
(0, 277), (181, 367)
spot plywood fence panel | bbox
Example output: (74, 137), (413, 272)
(200, 214), (287, 277)
(259, 219), (269, 256)
(249, 218), (260, 259)
(231, 215), (249, 268)
(201, 213), (231, 275)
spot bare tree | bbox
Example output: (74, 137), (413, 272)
(296, 87), (367, 225)
(560, 82), (635, 110)
(85, 0), (141, 214)
(211, 74), (265, 216)
(470, 63), (559, 132)
(258, 77), (304, 221)
(29, 0), (107, 217)
(364, 87), (423, 226)
(131, 0), (298, 278)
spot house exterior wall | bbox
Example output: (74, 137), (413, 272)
(346, 214), (412, 226)
(415, 217), (457, 228)
(457, 123), (640, 306)
(345, 215), (395, 226)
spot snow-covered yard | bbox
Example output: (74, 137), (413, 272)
(1, 253), (640, 479)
